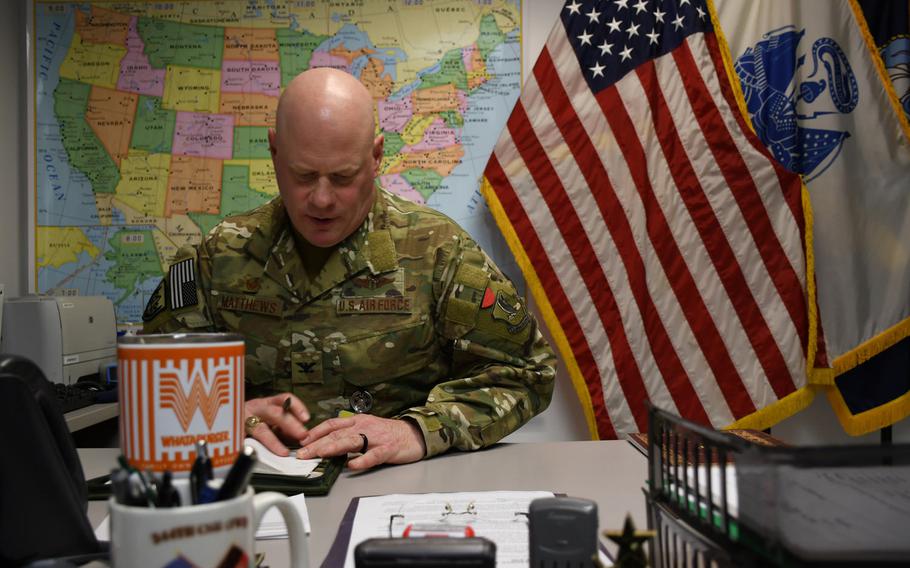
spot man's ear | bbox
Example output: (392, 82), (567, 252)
(268, 128), (278, 158)
(372, 134), (384, 172)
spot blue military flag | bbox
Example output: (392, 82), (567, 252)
(715, 0), (910, 434)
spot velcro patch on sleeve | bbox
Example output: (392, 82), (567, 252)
(446, 297), (478, 326)
(454, 263), (488, 291)
(366, 230), (398, 273)
(167, 258), (198, 310)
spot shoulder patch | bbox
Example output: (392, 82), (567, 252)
(142, 280), (166, 322)
(167, 258), (198, 310)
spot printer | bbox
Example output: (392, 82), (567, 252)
(0, 295), (117, 385)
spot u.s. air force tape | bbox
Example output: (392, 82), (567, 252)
(168, 258), (198, 310)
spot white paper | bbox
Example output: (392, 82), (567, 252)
(256, 492), (311, 538)
(93, 492), (310, 541)
(94, 516), (110, 540)
(343, 491), (554, 567)
(245, 437), (321, 476)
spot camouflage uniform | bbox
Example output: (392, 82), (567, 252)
(143, 188), (556, 457)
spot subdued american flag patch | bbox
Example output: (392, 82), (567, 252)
(168, 258), (198, 310)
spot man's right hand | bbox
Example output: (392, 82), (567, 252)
(244, 393), (310, 456)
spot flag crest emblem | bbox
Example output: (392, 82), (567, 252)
(734, 26), (858, 181)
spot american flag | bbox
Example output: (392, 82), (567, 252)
(168, 257), (198, 310)
(481, 0), (819, 437)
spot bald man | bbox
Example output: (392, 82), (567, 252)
(143, 68), (556, 470)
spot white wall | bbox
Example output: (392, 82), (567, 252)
(0, 0), (26, 299)
(2, 0), (904, 445)
(501, 0), (591, 443)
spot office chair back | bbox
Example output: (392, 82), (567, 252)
(0, 354), (99, 565)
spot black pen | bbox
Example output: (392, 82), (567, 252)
(110, 468), (130, 505)
(199, 439), (214, 480)
(157, 470), (181, 508)
(216, 446), (258, 501)
(190, 439), (210, 505)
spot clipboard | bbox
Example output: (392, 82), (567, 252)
(320, 492), (613, 568)
(85, 455), (346, 500)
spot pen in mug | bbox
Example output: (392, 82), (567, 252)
(190, 440), (211, 505)
(110, 468), (131, 506)
(216, 445), (258, 502)
(157, 470), (181, 508)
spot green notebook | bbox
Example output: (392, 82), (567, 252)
(250, 455), (345, 496)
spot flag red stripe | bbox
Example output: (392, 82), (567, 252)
(637, 58), (796, 401)
(703, 31), (826, 367)
(672, 43), (804, 395)
(702, 33), (804, 239)
(506, 98), (650, 432)
(484, 153), (617, 439)
(678, 38), (809, 359)
(595, 83), (757, 419)
(534, 48), (712, 425)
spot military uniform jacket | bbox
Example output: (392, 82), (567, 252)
(143, 188), (556, 457)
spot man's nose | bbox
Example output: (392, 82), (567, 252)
(309, 178), (334, 209)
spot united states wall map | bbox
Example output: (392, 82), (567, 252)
(34, 0), (522, 324)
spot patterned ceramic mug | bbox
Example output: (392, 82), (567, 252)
(109, 481), (309, 568)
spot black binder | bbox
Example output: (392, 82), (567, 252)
(87, 455), (346, 499)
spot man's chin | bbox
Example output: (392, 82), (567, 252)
(302, 229), (343, 248)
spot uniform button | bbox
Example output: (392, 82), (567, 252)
(350, 390), (373, 413)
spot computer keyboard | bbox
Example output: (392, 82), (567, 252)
(54, 383), (99, 413)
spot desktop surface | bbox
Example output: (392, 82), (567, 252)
(81, 440), (647, 566)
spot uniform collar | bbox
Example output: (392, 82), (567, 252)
(254, 187), (399, 303)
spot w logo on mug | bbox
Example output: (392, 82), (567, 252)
(118, 334), (245, 473)
(157, 359), (234, 430)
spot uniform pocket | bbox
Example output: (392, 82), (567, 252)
(244, 334), (282, 387)
(336, 319), (436, 386)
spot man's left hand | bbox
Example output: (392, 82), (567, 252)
(296, 414), (426, 470)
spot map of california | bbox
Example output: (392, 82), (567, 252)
(35, 0), (522, 324)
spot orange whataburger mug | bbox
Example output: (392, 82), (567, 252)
(118, 333), (245, 474)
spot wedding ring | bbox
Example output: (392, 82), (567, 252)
(358, 433), (369, 454)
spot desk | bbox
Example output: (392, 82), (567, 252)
(66, 402), (119, 432)
(82, 441), (647, 567)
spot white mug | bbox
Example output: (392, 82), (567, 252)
(109, 486), (309, 568)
